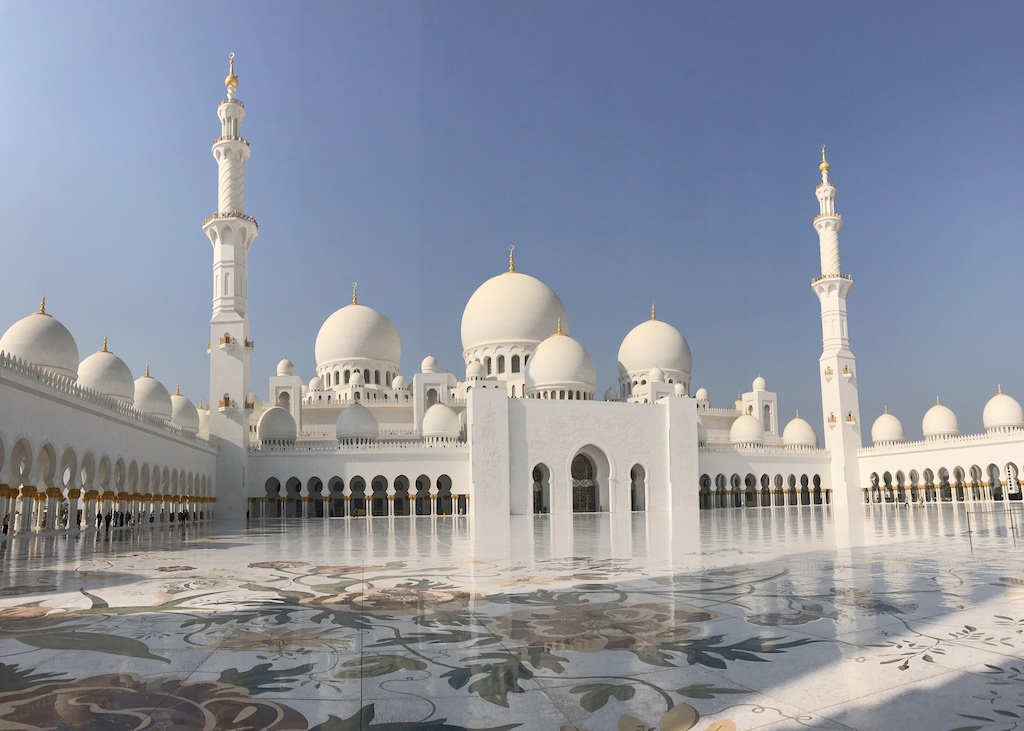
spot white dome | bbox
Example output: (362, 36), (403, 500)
(617, 318), (692, 384)
(461, 271), (569, 354)
(335, 403), (379, 441)
(422, 403), (462, 439)
(753, 376), (767, 392)
(695, 387), (709, 401)
(315, 303), (401, 370)
(277, 358), (295, 377)
(696, 415), (707, 444)
(197, 404), (210, 440)
(0, 307), (79, 380)
(923, 400), (959, 439)
(782, 415), (817, 449)
(730, 413), (765, 446)
(649, 366), (665, 383)
(524, 333), (596, 392)
(309, 376), (323, 390)
(350, 370), (364, 385)
(258, 406), (297, 444)
(421, 354), (440, 373)
(134, 371), (172, 421)
(871, 410), (905, 444)
(983, 390), (1024, 431)
(391, 375), (408, 390)
(674, 382), (686, 397)
(170, 389), (200, 434)
(604, 387), (618, 401)
(466, 359), (486, 380)
(78, 343), (134, 403)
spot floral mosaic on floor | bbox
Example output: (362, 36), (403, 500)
(1, 506), (1023, 730)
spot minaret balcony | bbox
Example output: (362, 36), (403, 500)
(218, 97), (245, 109)
(203, 211), (259, 230)
(218, 336), (236, 352)
(811, 273), (853, 284)
(842, 366), (853, 378)
(218, 398), (236, 413)
(245, 339), (255, 350)
(213, 135), (249, 146)
(813, 213), (843, 222)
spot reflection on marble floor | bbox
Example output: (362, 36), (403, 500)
(2, 505), (1024, 730)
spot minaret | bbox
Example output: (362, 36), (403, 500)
(204, 54), (258, 521)
(812, 146), (862, 507)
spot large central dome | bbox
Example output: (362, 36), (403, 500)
(315, 303), (401, 370)
(461, 271), (569, 356)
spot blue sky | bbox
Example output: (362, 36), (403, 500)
(2, 2), (1022, 440)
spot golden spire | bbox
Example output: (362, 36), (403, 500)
(796, 409), (800, 418)
(39, 295), (46, 315)
(102, 337), (108, 353)
(998, 384), (1003, 395)
(509, 245), (516, 273)
(225, 52), (238, 90)
(651, 301), (656, 320)
(936, 396), (940, 405)
(884, 404), (888, 414)
(198, 398), (203, 409)
(175, 384), (181, 396)
(145, 363), (151, 378)
(556, 317), (563, 335)
(352, 282), (358, 305)
(819, 144), (830, 173)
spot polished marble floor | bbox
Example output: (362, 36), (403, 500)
(2, 504), (1024, 730)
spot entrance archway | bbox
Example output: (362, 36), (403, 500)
(571, 454), (597, 512)
(630, 464), (646, 511)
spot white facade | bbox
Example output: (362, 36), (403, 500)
(3, 59), (1024, 537)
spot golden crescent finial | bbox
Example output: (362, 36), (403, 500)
(884, 404), (888, 414)
(651, 301), (656, 320)
(936, 396), (940, 405)
(998, 384), (1003, 395)
(508, 245), (515, 273)
(352, 282), (358, 305)
(145, 363), (151, 378)
(819, 144), (830, 173)
(796, 409), (799, 418)
(175, 384), (181, 396)
(225, 52), (238, 90)
(556, 317), (563, 336)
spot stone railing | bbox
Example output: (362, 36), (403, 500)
(252, 438), (468, 453)
(213, 135), (249, 146)
(202, 211), (259, 229)
(699, 443), (828, 456)
(219, 97), (245, 109)
(0, 351), (210, 446)
(811, 272), (853, 284)
(858, 431), (1014, 455)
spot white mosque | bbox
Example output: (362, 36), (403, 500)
(1, 58), (1022, 535)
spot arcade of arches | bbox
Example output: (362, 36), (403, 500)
(254, 473), (465, 518)
(864, 463), (1024, 504)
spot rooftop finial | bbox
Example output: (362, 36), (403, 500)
(819, 144), (830, 173)
(556, 317), (563, 335)
(998, 384), (1003, 395)
(175, 384), (181, 396)
(102, 336), (108, 353)
(225, 52), (238, 92)
(884, 404), (889, 414)
(39, 295), (46, 315)
(651, 301), (656, 320)
(796, 409), (800, 418)
(145, 363), (151, 378)
(508, 245), (516, 273)
(352, 282), (358, 305)
(936, 396), (941, 405)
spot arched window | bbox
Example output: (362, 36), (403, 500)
(334, 370), (340, 386)
(344, 370), (351, 384)
(485, 357), (492, 375)
(325, 372), (331, 387)
(511, 355), (520, 373)
(763, 404), (772, 432)
(374, 370), (381, 385)
(511, 385), (516, 397)
(568, 391), (574, 400)
(497, 355), (506, 374)
(385, 371), (391, 386)
(363, 369), (371, 383)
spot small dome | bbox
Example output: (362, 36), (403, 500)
(983, 389), (1024, 432)
(752, 376), (767, 392)
(315, 303), (401, 370)
(695, 387), (709, 401)
(604, 387), (618, 401)
(649, 366), (665, 383)
(350, 370), (365, 385)
(871, 410), (905, 445)
(170, 389), (200, 434)
(466, 359), (486, 380)
(258, 406), (297, 444)
(524, 332), (596, 393)
(696, 415), (707, 444)
(461, 271), (569, 355)
(421, 354), (440, 373)
(391, 375), (408, 390)
(422, 403), (461, 439)
(730, 413), (765, 446)
(923, 400), (959, 439)
(78, 342), (134, 403)
(617, 318), (692, 383)
(277, 359), (295, 377)
(197, 404), (210, 440)
(309, 376), (323, 390)
(134, 370), (172, 421)
(674, 382), (686, 397)
(0, 305), (80, 380)
(782, 414), (817, 449)
(335, 403), (379, 441)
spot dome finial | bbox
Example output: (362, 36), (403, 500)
(508, 245), (516, 273)
(819, 144), (830, 173)
(145, 363), (151, 378)
(352, 282), (358, 305)
(102, 336), (108, 353)
(651, 301), (656, 320)
(998, 384), (1003, 395)
(39, 295), (46, 315)
(884, 404), (888, 414)
(225, 52), (238, 91)
(936, 396), (941, 405)
(175, 384), (181, 396)
(795, 409), (800, 418)
(556, 317), (563, 335)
